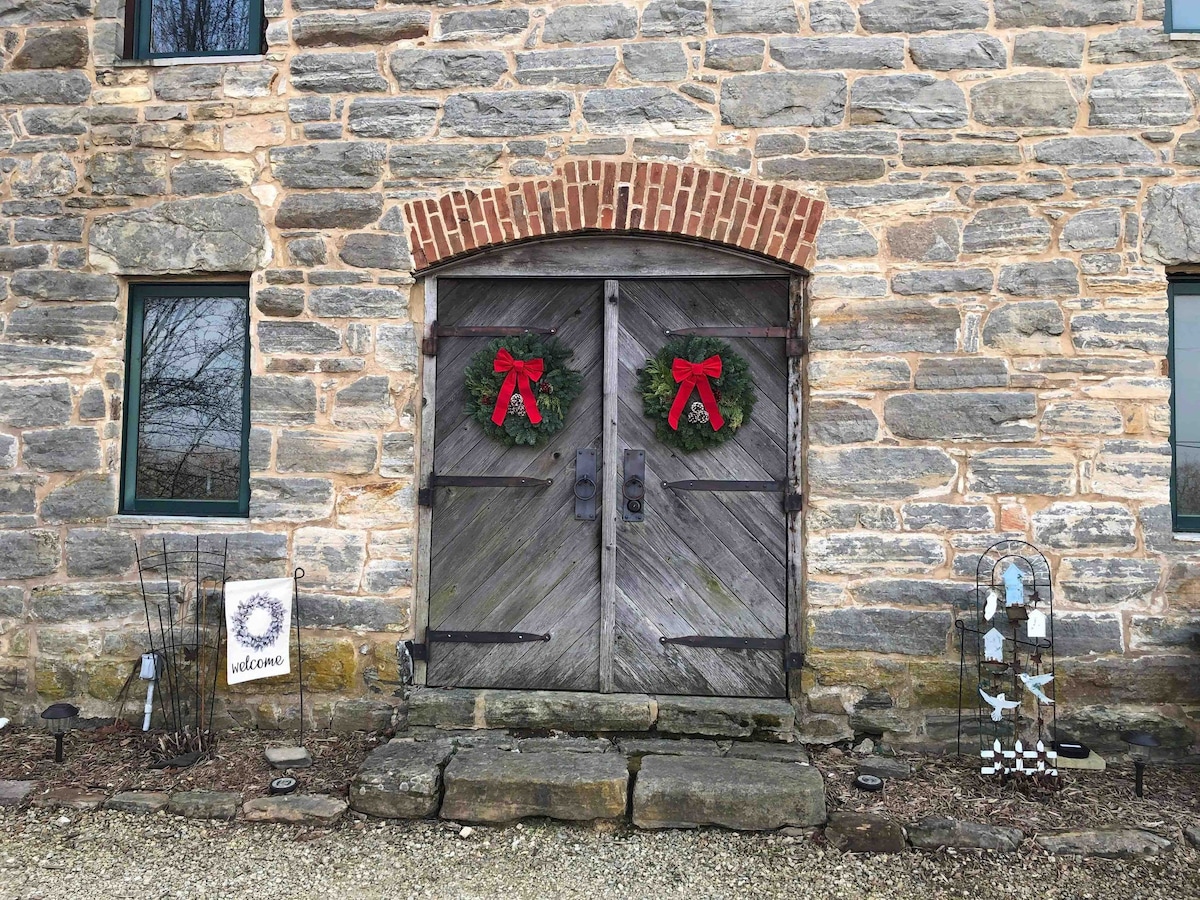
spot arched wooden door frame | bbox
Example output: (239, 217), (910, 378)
(410, 234), (810, 698)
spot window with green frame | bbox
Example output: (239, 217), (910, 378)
(121, 283), (251, 517)
(1168, 0), (1200, 32)
(1171, 278), (1200, 532)
(124, 0), (264, 60)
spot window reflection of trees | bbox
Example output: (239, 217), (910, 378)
(151, 0), (250, 55)
(1178, 456), (1200, 517)
(136, 296), (245, 502)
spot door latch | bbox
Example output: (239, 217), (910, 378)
(574, 448), (597, 521)
(622, 449), (645, 522)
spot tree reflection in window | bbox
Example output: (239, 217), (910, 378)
(1175, 285), (1200, 526)
(135, 293), (246, 502)
(150, 0), (252, 56)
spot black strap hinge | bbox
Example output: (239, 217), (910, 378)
(660, 635), (785, 651)
(429, 630), (551, 645)
(785, 491), (803, 513)
(786, 651), (805, 671)
(423, 321), (556, 356)
(404, 639), (428, 662)
(417, 486), (434, 508)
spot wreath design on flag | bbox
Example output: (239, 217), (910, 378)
(464, 334), (584, 447)
(230, 592), (286, 652)
(637, 335), (756, 453)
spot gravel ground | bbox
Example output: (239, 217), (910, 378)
(1, 809), (1197, 900)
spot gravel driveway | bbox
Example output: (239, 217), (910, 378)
(1, 809), (1196, 900)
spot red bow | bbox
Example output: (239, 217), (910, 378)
(668, 355), (725, 431)
(491, 348), (544, 426)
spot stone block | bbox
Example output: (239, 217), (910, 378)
(633, 756), (825, 830)
(914, 358), (1007, 390)
(850, 74), (967, 129)
(963, 207), (1051, 254)
(811, 299), (959, 353)
(243, 794), (347, 825)
(483, 690), (655, 731)
(982, 301), (1065, 354)
(770, 37), (905, 70)
(885, 218), (960, 263)
(705, 38), (765, 71)
(994, 0), (1135, 27)
(0, 72), (90, 105)
(967, 447), (1076, 494)
(406, 688), (479, 729)
(251, 376), (318, 426)
(641, 0), (707, 37)
(331, 698), (397, 733)
(815, 219), (878, 258)
(276, 193), (383, 230)
(437, 8), (528, 41)
(390, 144), (504, 179)
(970, 73), (1077, 128)
(1035, 830), (1172, 859)
(583, 88), (711, 133)
(621, 42), (688, 82)
(1057, 558), (1160, 607)
(1092, 440), (1169, 500)
(65, 528), (135, 578)
(618, 737), (723, 759)
(346, 99), (439, 139)
(760, 156), (887, 182)
(249, 477), (334, 522)
(809, 400), (878, 445)
(0, 781), (35, 808)
(1042, 401), (1124, 436)
(291, 11), (428, 47)
(808, 447), (956, 499)
(40, 475), (116, 523)
(440, 89), (573, 137)
(441, 750), (628, 824)
(904, 142), (1022, 167)
(721, 73), (847, 128)
(170, 159), (254, 196)
(390, 50), (508, 90)
(1032, 503), (1137, 550)
(1034, 136), (1154, 166)
(258, 322), (341, 355)
(265, 746), (313, 769)
(1061, 208), (1122, 251)
(293, 527), (365, 591)
(10, 271), (119, 303)
(0, 380), (71, 427)
(811, 608), (949, 656)
(290, 52), (387, 93)
(810, 534), (946, 575)
(902, 503), (994, 534)
(884, 392), (1036, 442)
(826, 812), (906, 852)
(105, 792), (169, 814)
(21, 427), (99, 472)
(277, 431), (377, 475)
(910, 33), (1006, 70)
(908, 818), (1023, 851)
(309, 287), (405, 318)
(270, 142), (386, 189)
(168, 790), (240, 820)
(12, 24), (87, 68)
(860, 0), (988, 32)
(1142, 184), (1200, 266)
(89, 195), (267, 276)
(1089, 66), (1191, 127)
(656, 696), (794, 741)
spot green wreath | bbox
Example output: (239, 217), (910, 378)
(464, 334), (584, 447)
(637, 335), (755, 453)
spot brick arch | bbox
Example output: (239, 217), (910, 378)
(403, 161), (825, 272)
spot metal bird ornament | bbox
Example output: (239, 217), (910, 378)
(984, 589), (999, 622)
(1018, 672), (1055, 705)
(979, 687), (1021, 722)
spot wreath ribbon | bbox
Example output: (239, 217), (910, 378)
(491, 348), (544, 426)
(668, 355), (724, 431)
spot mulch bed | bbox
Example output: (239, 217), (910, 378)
(817, 746), (1200, 836)
(0, 721), (384, 799)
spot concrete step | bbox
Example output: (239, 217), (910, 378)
(407, 687), (795, 740)
(440, 749), (629, 824)
(632, 755), (826, 831)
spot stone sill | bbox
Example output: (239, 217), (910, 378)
(1169, 33), (1200, 41)
(113, 54), (266, 68)
(108, 514), (252, 528)
(1171, 532), (1200, 542)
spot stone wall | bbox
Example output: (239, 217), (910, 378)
(0, 0), (1198, 750)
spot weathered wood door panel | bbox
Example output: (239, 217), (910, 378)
(612, 279), (790, 698)
(428, 279), (604, 690)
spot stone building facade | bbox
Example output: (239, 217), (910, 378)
(1, 0), (1198, 752)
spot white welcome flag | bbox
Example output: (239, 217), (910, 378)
(225, 577), (293, 685)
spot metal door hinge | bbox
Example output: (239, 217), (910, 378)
(786, 337), (805, 358)
(660, 635), (786, 651)
(786, 652), (805, 671)
(422, 321), (556, 356)
(429, 630), (551, 645)
(404, 639), (428, 662)
(417, 487), (434, 508)
(784, 491), (804, 513)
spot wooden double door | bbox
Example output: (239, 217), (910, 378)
(426, 277), (795, 698)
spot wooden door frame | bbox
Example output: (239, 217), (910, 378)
(410, 236), (807, 694)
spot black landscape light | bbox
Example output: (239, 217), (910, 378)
(41, 702), (79, 763)
(1120, 730), (1160, 798)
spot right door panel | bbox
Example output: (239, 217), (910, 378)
(613, 279), (791, 697)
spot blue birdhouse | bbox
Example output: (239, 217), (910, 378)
(1002, 563), (1025, 607)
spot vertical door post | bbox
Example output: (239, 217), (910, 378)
(599, 279), (620, 692)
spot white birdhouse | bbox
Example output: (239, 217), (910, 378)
(983, 626), (1005, 662)
(1026, 608), (1047, 639)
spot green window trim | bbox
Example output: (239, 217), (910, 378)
(1170, 277), (1200, 533)
(1167, 0), (1200, 33)
(120, 282), (251, 517)
(125, 0), (266, 61)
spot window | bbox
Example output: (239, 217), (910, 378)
(124, 0), (264, 60)
(121, 283), (250, 516)
(1171, 278), (1200, 532)
(1168, 0), (1200, 33)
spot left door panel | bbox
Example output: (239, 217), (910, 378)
(427, 279), (604, 690)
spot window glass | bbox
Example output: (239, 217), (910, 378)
(1171, 0), (1200, 30)
(1174, 283), (1200, 526)
(125, 286), (249, 514)
(140, 0), (258, 57)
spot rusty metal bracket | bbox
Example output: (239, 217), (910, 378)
(422, 321), (556, 356)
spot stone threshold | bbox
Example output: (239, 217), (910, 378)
(407, 687), (796, 742)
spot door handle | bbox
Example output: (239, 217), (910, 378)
(622, 449), (645, 522)
(574, 448), (597, 521)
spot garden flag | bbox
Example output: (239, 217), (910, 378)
(225, 577), (293, 685)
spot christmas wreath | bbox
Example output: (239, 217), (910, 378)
(464, 334), (584, 447)
(231, 592), (286, 652)
(637, 335), (755, 452)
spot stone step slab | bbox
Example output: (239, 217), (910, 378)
(105, 791), (170, 814)
(856, 756), (911, 780)
(243, 794), (347, 826)
(907, 817), (1023, 852)
(0, 781), (35, 808)
(656, 696), (795, 741)
(726, 741), (811, 764)
(36, 787), (107, 810)
(1034, 829), (1173, 859)
(440, 749), (628, 824)
(407, 688), (654, 732)
(349, 741), (452, 819)
(632, 756), (825, 831)
(168, 790), (241, 821)
(826, 812), (906, 853)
